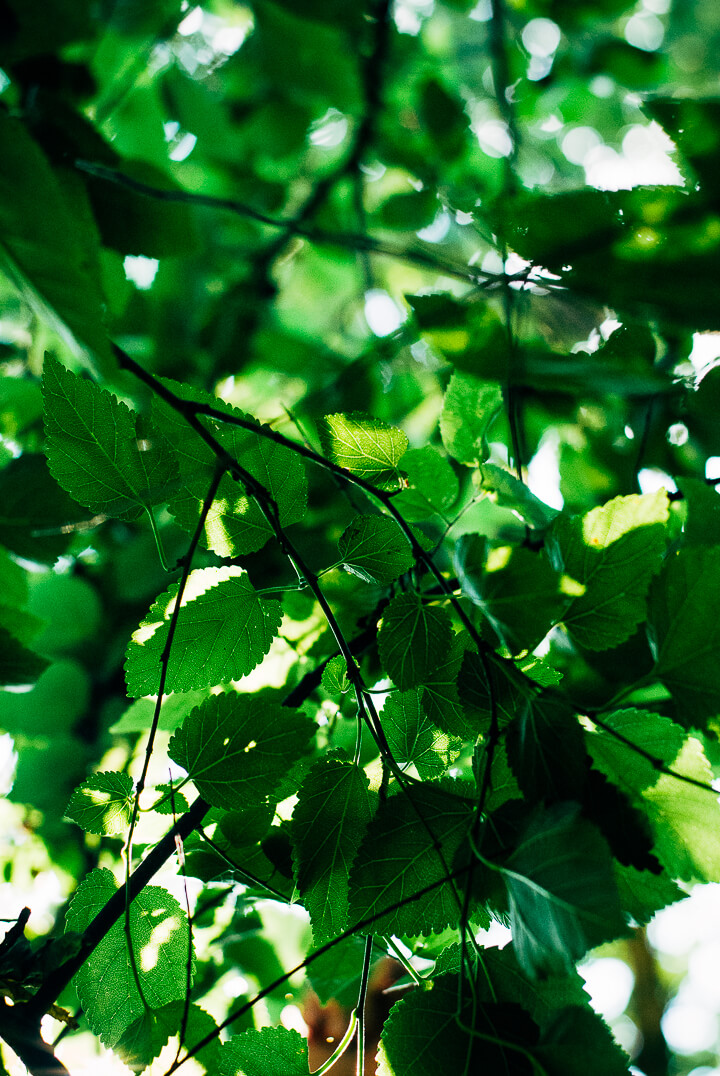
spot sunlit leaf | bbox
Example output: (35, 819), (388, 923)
(338, 513), (414, 584)
(318, 412), (408, 489)
(66, 771), (134, 835)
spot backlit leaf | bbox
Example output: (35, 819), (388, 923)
(219, 1026), (309, 1076)
(125, 566), (282, 696)
(440, 372), (502, 465)
(65, 869), (190, 1048)
(66, 771), (134, 835)
(318, 412), (408, 489)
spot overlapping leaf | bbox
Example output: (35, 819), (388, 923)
(348, 783), (473, 935)
(168, 693), (315, 811)
(154, 381), (307, 556)
(440, 372), (502, 465)
(338, 514), (414, 584)
(649, 546), (720, 725)
(125, 566), (282, 696)
(292, 757), (376, 942)
(381, 689), (460, 778)
(502, 804), (625, 977)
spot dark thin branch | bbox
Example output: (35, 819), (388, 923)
(166, 862), (475, 1072)
(75, 159), (506, 287)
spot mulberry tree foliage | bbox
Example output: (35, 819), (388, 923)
(1, 1), (720, 1074)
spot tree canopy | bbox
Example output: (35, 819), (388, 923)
(1, 0), (720, 1074)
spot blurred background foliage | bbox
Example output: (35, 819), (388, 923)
(2, 0), (720, 1072)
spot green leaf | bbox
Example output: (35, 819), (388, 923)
(219, 1026), (309, 1076)
(455, 536), (568, 654)
(378, 593), (453, 690)
(306, 934), (369, 1006)
(0, 626), (48, 685)
(440, 372), (502, 465)
(321, 655), (350, 695)
(421, 632), (474, 738)
(114, 1001), (221, 1074)
(0, 113), (113, 372)
(378, 975), (540, 1076)
(65, 771), (134, 835)
(338, 514), (414, 584)
(394, 446), (459, 521)
(65, 869), (190, 1048)
(110, 690), (210, 734)
(641, 736), (720, 883)
(381, 689), (460, 778)
(502, 803), (625, 978)
(151, 784), (189, 816)
(43, 356), (178, 520)
(614, 864), (684, 927)
(506, 694), (588, 803)
(649, 546), (720, 725)
(168, 692), (315, 811)
(553, 491), (668, 650)
(318, 412), (408, 489)
(586, 708), (685, 794)
(125, 566), (283, 696)
(676, 477), (720, 547)
(292, 757), (376, 943)
(348, 783), (473, 935)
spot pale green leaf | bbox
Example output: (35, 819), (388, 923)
(554, 491), (668, 650)
(168, 692), (315, 811)
(642, 736), (720, 882)
(503, 803), (625, 977)
(321, 655), (350, 695)
(650, 546), (720, 725)
(125, 566), (283, 696)
(66, 771), (134, 836)
(292, 757), (376, 943)
(338, 514), (414, 584)
(440, 372), (502, 465)
(381, 689), (460, 778)
(318, 412), (408, 489)
(43, 355), (177, 520)
(378, 593), (453, 690)
(65, 869), (190, 1048)
(219, 1026), (309, 1076)
(348, 783), (473, 935)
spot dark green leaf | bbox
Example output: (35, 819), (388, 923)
(650, 546), (720, 724)
(0, 626), (48, 685)
(0, 113), (113, 372)
(0, 454), (91, 562)
(338, 514), (414, 584)
(395, 446), (459, 521)
(43, 355), (177, 520)
(381, 689), (460, 778)
(348, 783), (473, 935)
(378, 593), (453, 690)
(502, 803), (625, 977)
(292, 757), (376, 942)
(219, 1026), (309, 1076)
(168, 693), (315, 811)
